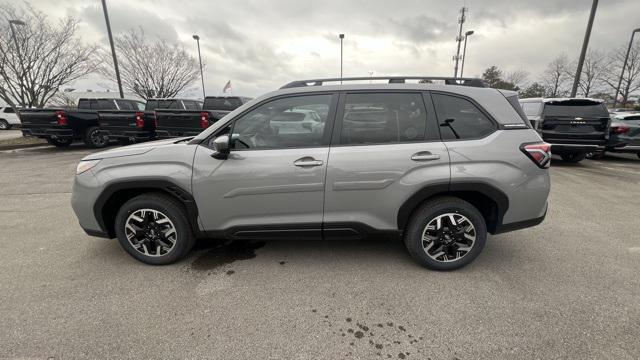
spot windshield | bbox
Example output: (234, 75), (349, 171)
(543, 101), (608, 118)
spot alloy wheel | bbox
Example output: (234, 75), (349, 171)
(125, 209), (177, 257)
(421, 212), (476, 263)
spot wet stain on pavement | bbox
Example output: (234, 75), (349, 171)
(191, 240), (265, 271)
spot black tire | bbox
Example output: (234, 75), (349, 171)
(115, 193), (195, 265)
(637, 153), (640, 159)
(404, 196), (487, 271)
(0, 119), (10, 130)
(83, 126), (109, 148)
(560, 153), (586, 163)
(46, 137), (73, 147)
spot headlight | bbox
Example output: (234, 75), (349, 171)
(76, 159), (101, 175)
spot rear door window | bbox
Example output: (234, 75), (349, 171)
(339, 92), (427, 145)
(3, 107), (15, 113)
(432, 93), (496, 140)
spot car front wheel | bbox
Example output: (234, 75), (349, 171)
(114, 193), (195, 265)
(0, 119), (10, 130)
(404, 197), (487, 271)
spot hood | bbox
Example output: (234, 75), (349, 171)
(82, 137), (191, 160)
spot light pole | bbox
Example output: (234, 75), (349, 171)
(571, 0), (598, 97)
(193, 35), (205, 99)
(460, 30), (474, 78)
(613, 28), (640, 107)
(101, 0), (124, 99)
(9, 19), (26, 107)
(339, 34), (344, 83)
(453, 7), (467, 77)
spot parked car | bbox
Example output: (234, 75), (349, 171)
(203, 96), (252, 111)
(519, 98), (610, 162)
(98, 98), (202, 144)
(605, 113), (640, 158)
(0, 106), (21, 130)
(20, 98), (143, 148)
(71, 76), (550, 270)
(153, 97), (247, 139)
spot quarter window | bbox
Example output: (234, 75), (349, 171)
(432, 94), (495, 140)
(340, 93), (427, 145)
(4, 107), (15, 113)
(231, 94), (333, 150)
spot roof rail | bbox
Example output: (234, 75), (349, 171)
(280, 76), (487, 89)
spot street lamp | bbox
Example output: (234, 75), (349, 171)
(460, 30), (474, 78)
(339, 34), (344, 83)
(613, 28), (640, 107)
(193, 34), (205, 99)
(9, 19), (26, 107)
(101, 0), (124, 98)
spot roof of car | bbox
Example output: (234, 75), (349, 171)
(148, 98), (201, 101)
(612, 112), (640, 119)
(520, 97), (604, 103)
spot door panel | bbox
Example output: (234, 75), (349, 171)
(192, 145), (328, 234)
(323, 143), (449, 231)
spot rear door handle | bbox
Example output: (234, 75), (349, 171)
(411, 152), (440, 161)
(294, 157), (324, 167)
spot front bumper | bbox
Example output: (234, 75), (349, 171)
(71, 173), (111, 239)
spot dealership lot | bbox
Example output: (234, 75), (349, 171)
(0, 145), (639, 359)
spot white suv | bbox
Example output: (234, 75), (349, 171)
(0, 107), (21, 130)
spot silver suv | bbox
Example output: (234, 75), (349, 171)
(71, 77), (551, 270)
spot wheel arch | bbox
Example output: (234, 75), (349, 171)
(397, 182), (509, 234)
(94, 180), (200, 238)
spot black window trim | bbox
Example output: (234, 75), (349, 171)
(429, 91), (499, 142)
(330, 90), (440, 147)
(202, 91), (339, 151)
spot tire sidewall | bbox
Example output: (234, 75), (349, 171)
(114, 195), (193, 265)
(84, 126), (108, 148)
(405, 199), (487, 271)
(0, 119), (9, 130)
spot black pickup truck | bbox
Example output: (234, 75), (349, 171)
(154, 96), (250, 139)
(98, 98), (203, 144)
(20, 98), (144, 148)
(519, 98), (611, 162)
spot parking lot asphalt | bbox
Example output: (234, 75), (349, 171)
(0, 130), (23, 142)
(0, 145), (639, 360)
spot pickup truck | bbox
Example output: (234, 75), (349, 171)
(154, 96), (250, 139)
(519, 97), (611, 162)
(98, 98), (203, 144)
(20, 98), (144, 148)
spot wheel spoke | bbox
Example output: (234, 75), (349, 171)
(125, 208), (178, 258)
(421, 212), (476, 263)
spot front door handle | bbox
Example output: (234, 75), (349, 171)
(294, 157), (324, 167)
(411, 152), (440, 161)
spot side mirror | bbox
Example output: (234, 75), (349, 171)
(209, 134), (230, 159)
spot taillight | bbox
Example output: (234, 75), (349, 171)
(135, 112), (144, 128)
(610, 123), (630, 134)
(55, 111), (68, 126)
(521, 142), (551, 168)
(200, 112), (210, 129)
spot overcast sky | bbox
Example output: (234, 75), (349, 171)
(17, 0), (640, 98)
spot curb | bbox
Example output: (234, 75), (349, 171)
(0, 143), (49, 151)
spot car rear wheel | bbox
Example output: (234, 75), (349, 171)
(0, 119), (10, 130)
(115, 193), (195, 265)
(404, 196), (487, 271)
(560, 153), (586, 163)
(46, 137), (73, 147)
(84, 126), (109, 148)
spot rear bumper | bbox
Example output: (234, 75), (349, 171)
(22, 128), (73, 139)
(99, 129), (153, 141)
(606, 144), (640, 152)
(493, 203), (547, 234)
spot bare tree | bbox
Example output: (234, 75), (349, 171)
(542, 54), (571, 98)
(0, 3), (96, 108)
(98, 29), (201, 100)
(572, 50), (609, 97)
(505, 69), (529, 90)
(602, 42), (640, 105)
